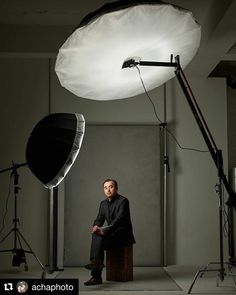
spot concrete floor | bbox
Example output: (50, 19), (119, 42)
(166, 265), (236, 295)
(68, 265), (236, 295)
(0, 265), (236, 294)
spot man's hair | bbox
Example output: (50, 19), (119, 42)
(103, 178), (118, 189)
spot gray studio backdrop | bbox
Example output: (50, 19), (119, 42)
(64, 125), (161, 266)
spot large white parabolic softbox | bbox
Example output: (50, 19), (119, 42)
(55, 0), (201, 101)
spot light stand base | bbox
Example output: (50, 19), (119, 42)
(0, 163), (46, 279)
(188, 262), (236, 293)
(200, 261), (236, 278)
(0, 228), (46, 279)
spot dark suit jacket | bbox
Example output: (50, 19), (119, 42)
(93, 194), (135, 246)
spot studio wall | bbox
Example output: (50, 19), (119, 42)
(51, 60), (229, 265)
(0, 58), (50, 269)
(64, 125), (161, 266)
(0, 56), (229, 269)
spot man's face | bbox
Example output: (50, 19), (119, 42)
(103, 181), (117, 199)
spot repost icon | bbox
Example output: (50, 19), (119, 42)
(4, 283), (13, 291)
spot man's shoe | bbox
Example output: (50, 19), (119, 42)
(85, 260), (104, 271)
(84, 276), (102, 286)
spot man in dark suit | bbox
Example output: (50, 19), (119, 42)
(84, 178), (135, 286)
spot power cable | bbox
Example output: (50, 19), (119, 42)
(135, 65), (209, 153)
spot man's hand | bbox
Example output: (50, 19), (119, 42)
(90, 225), (104, 236)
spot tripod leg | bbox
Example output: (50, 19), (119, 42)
(41, 269), (46, 279)
(188, 269), (204, 294)
(17, 230), (45, 271)
(199, 264), (209, 278)
(227, 265), (236, 285)
(199, 262), (219, 277)
(13, 232), (28, 271)
(0, 229), (14, 245)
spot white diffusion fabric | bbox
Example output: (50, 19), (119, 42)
(55, 3), (201, 100)
(46, 113), (85, 189)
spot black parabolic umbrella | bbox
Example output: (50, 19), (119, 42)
(26, 113), (85, 189)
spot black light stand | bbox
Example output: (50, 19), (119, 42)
(174, 57), (236, 293)
(123, 55), (236, 292)
(228, 207), (236, 265)
(228, 168), (236, 266)
(188, 150), (236, 293)
(49, 186), (64, 274)
(159, 84), (170, 267)
(0, 163), (46, 278)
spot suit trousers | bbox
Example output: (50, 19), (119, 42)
(89, 232), (126, 278)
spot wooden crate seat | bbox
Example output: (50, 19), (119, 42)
(106, 245), (133, 281)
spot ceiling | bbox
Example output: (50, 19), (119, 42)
(0, 0), (236, 83)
